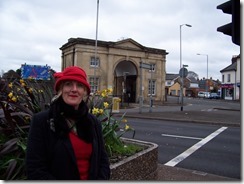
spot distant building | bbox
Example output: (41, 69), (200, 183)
(60, 37), (168, 104)
(165, 73), (199, 97)
(220, 55), (240, 100)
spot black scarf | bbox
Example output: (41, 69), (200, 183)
(49, 97), (93, 143)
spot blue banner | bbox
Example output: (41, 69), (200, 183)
(21, 64), (51, 80)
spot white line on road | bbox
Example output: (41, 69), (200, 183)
(164, 126), (228, 167)
(161, 133), (202, 140)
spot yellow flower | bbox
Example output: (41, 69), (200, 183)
(122, 119), (127, 123)
(21, 82), (26, 87)
(125, 124), (130, 130)
(92, 108), (99, 115)
(8, 92), (13, 98)
(107, 88), (113, 93)
(28, 88), (33, 93)
(11, 96), (17, 102)
(99, 109), (104, 114)
(8, 83), (13, 88)
(101, 92), (106, 97)
(103, 102), (109, 108)
(19, 79), (24, 83)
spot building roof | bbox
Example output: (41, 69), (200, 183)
(166, 73), (179, 80)
(60, 37), (168, 55)
(220, 61), (237, 72)
(166, 73), (198, 83)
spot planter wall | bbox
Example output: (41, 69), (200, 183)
(110, 138), (158, 180)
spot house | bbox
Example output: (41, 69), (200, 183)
(165, 73), (199, 97)
(220, 55), (240, 100)
(60, 37), (168, 104)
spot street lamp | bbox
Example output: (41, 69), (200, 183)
(94, 0), (100, 92)
(180, 24), (192, 108)
(180, 24), (192, 69)
(197, 53), (209, 93)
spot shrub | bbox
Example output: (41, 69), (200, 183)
(0, 73), (138, 180)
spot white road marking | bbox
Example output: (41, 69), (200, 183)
(164, 126), (228, 167)
(161, 133), (202, 140)
(201, 108), (218, 111)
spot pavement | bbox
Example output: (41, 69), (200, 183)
(114, 97), (241, 181)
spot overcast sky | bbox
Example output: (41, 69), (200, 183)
(0, 0), (241, 80)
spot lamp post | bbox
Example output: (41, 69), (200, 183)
(180, 24), (192, 106)
(94, 0), (99, 93)
(180, 24), (192, 69)
(197, 53), (208, 93)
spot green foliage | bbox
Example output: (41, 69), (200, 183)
(86, 89), (137, 158)
(0, 75), (54, 180)
(0, 73), (138, 180)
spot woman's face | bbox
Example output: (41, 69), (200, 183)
(61, 80), (87, 109)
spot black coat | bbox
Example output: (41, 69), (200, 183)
(26, 108), (110, 180)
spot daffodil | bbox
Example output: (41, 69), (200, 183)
(28, 88), (33, 93)
(101, 92), (106, 97)
(103, 102), (109, 108)
(107, 88), (113, 93)
(8, 92), (13, 98)
(19, 79), (24, 83)
(11, 96), (17, 102)
(92, 107), (100, 115)
(122, 119), (127, 123)
(8, 83), (13, 88)
(99, 109), (104, 114)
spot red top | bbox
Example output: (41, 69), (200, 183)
(69, 132), (92, 180)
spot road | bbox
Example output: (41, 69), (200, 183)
(122, 118), (240, 179)
(118, 97), (241, 179)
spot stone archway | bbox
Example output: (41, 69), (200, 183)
(114, 60), (137, 103)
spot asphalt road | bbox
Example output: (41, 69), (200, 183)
(118, 96), (241, 180)
(122, 118), (240, 179)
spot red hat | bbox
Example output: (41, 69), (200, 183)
(54, 66), (91, 95)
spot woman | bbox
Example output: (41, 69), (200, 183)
(26, 66), (110, 180)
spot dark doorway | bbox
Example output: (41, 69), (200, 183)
(114, 60), (138, 103)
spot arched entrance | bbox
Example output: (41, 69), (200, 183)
(114, 60), (137, 103)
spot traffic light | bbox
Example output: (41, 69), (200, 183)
(217, 0), (240, 46)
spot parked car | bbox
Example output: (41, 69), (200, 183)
(204, 92), (210, 98)
(209, 92), (220, 99)
(198, 91), (205, 98)
(198, 91), (210, 98)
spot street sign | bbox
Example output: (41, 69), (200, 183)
(140, 62), (152, 69)
(179, 68), (188, 78)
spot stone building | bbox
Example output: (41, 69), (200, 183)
(60, 37), (168, 104)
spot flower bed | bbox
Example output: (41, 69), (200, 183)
(110, 138), (158, 180)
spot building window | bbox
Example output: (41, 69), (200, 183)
(167, 81), (171, 85)
(227, 74), (231, 82)
(89, 77), (99, 93)
(148, 80), (156, 95)
(90, 57), (99, 67)
(149, 64), (155, 72)
(222, 74), (224, 83)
